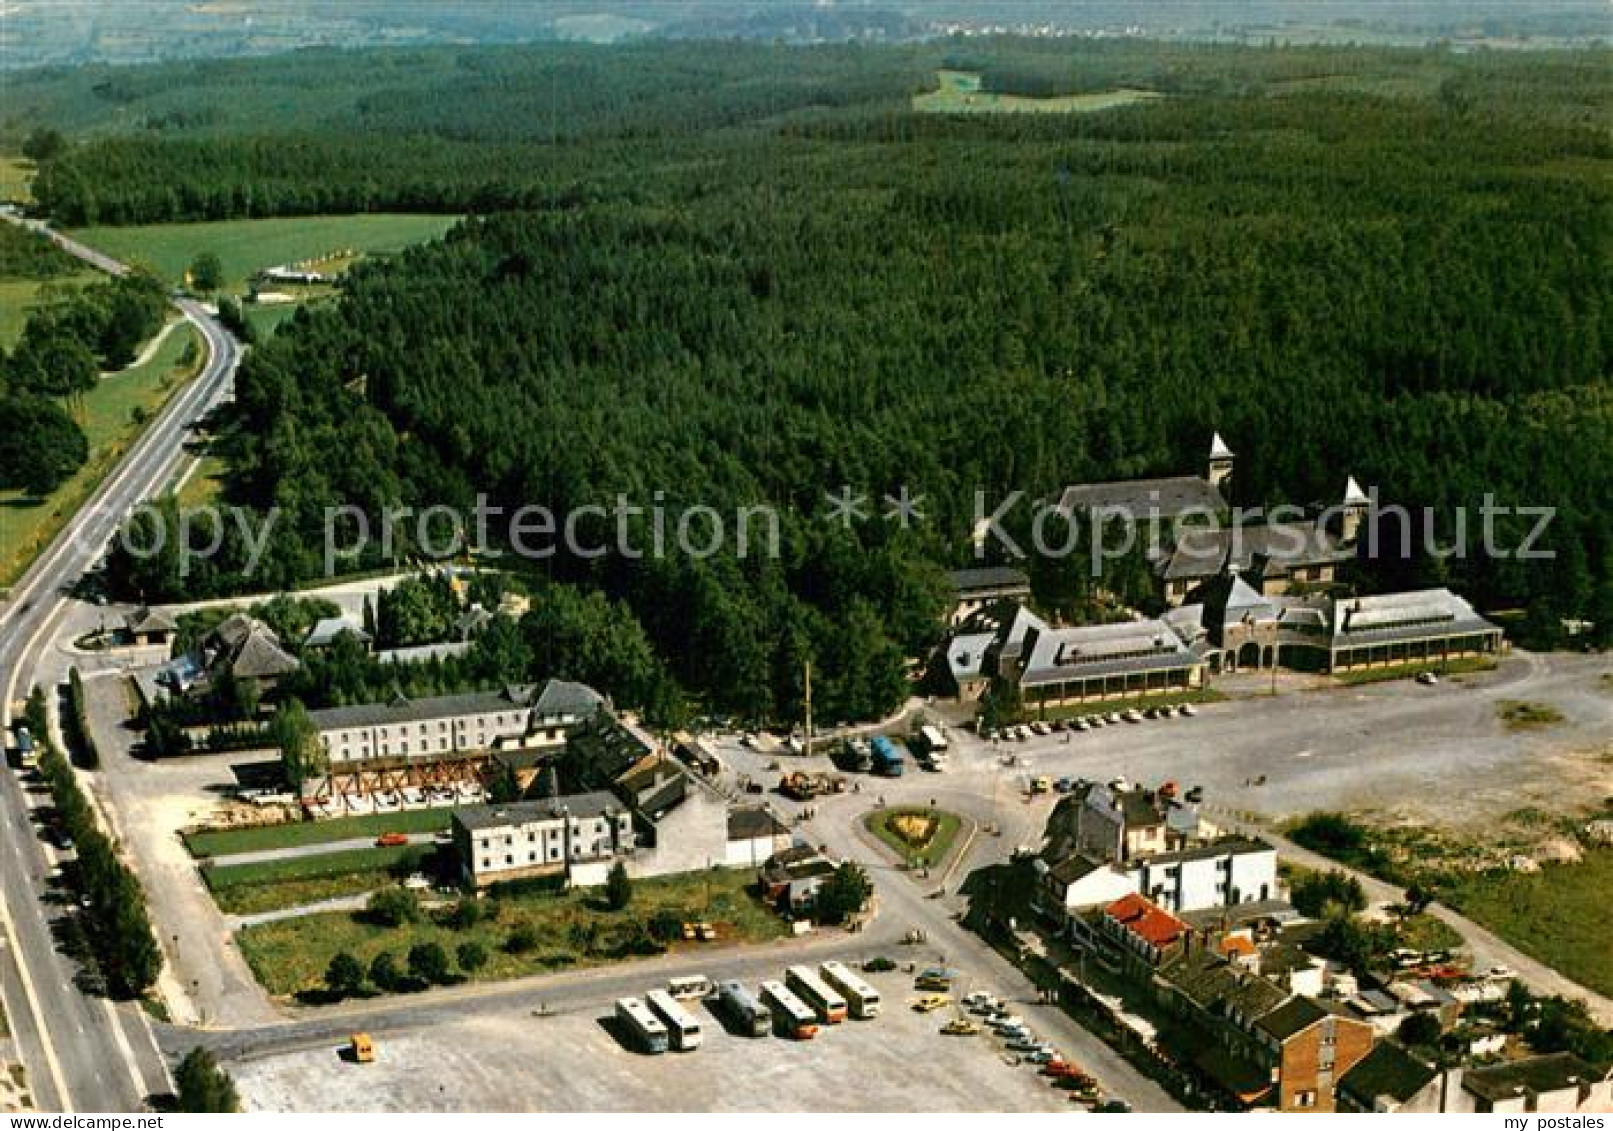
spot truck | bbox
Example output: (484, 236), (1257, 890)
(778, 771), (848, 801)
(870, 735), (905, 778)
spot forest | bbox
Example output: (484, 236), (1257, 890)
(15, 39), (1608, 724)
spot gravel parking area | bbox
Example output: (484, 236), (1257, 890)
(233, 968), (1072, 1113)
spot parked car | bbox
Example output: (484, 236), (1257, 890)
(1417, 671), (1439, 685)
(375, 832), (410, 847)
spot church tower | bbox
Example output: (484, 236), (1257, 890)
(1341, 476), (1369, 545)
(1207, 433), (1234, 491)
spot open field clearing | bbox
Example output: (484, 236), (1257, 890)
(66, 214), (459, 291)
(914, 70), (1162, 114)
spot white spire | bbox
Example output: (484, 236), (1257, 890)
(1209, 432), (1234, 460)
(1343, 476), (1369, 506)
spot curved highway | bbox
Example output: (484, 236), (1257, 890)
(0, 218), (241, 1111)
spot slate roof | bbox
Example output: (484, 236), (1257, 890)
(125, 606), (177, 634)
(1255, 995), (1328, 1041)
(309, 683), (539, 731)
(1331, 589), (1501, 648)
(303, 616), (369, 648)
(1138, 836), (1273, 867)
(1018, 617), (1199, 687)
(1462, 1053), (1600, 1103)
(1159, 947), (1288, 1019)
(1158, 520), (1353, 582)
(532, 679), (603, 720)
(1057, 475), (1227, 522)
(227, 626), (300, 680)
(946, 566), (1031, 595)
(1338, 1042), (1438, 1108)
(728, 807), (789, 841)
(453, 791), (623, 831)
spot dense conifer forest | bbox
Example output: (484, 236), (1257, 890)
(10, 40), (1608, 723)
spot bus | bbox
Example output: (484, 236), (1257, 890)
(667, 974), (713, 1001)
(614, 996), (669, 1054)
(645, 988), (703, 1051)
(820, 960), (881, 1019)
(919, 725), (948, 755)
(785, 964), (848, 1024)
(760, 980), (819, 1040)
(715, 981), (770, 1038)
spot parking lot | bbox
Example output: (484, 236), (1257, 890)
(232, 964), (1074, 1113)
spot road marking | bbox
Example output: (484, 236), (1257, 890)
(0, 846), (73, 1108)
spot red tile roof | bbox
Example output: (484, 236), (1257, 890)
(1105, 892), (1189, 948)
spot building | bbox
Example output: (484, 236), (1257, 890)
(1327, 589), (1505, 674)
(1337, 1042), (1444, 1113)
(200, 613), (301, 692)
(1453, 1053), (1613, 1114)
(759, 844), (839, 916)
(1055, 435), (1232, 527)
(945, 566), (1032, 625)
(1254, 996), (1377, 1112)
(123, 606), (177, 647)
(453, 792), (634, 888)
(304, 678), (602, 801)
(1099, 892), (1190, 969)
(1039, 781), (1280, 915)
(726, 806), (792, 868)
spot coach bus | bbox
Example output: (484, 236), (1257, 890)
(715, 981), (770, 1038)
(615, 996), (669, 1054)
(667, 974), (713, 1001)
(760, 980), (819, 1040)
(785, 964), (848, 1024)
(819, 960), (881, 1019)
(645, 988), (704, 1051)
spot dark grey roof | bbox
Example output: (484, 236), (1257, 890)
(532, 679), (603, 719)
(1057, 475), (1227, 522)
(1138, 836), (1273, 866)
(1463, 1053), (1600, 1102)
(303, 616), (369, 648)
(728, 807), (789, 841)
(309, 684), (539, 731)
(227, 628), (300, 680)
(126, 606), (177, 634)
(1018, 618), (1200, 688)
(453, 791), (623, 831)
(1159, 521), (1353, 582)
(1255, 995), (1328, 1041)
(1331, 589), (1502, 648)
(1339, 1042), (1439, 1107)
(947, 566), (1031, 595)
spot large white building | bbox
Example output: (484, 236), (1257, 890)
(453, 791), (635, 889)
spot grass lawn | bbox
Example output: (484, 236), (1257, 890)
(0, 321), (202, 588)
(1433, 849), (1613, 997)
(237, 868), (788, 998)
(914, 69), (1162, 115)
(204, 845), (430, 916)
(0, 273), (97, 349)
(866, 806), (963, 869)
(67, 214), (459, 292)
(241, 298), (315, 340)
(1332, 655), (1497, 686)
(1497, 699), (1565, 731)
(0, 155), (35, 204)
(186, 808), (450, 859)
(1021, 687), (1225, 724)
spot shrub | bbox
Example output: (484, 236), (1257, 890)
(369, 951), (401, 991)
(504, 924), (540, 954)
(365, 887), (421, 927)
(456, 940), (489, 973)
(325, 951), (366, 997)
(605, 861), (632, 911)
(408, 941), (452, 985)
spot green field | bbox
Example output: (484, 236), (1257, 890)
(204, 844), (429, 916)
(1434, 850), (1613, 997)
(185, 808), (450, 859)
(65, 214), (460, 292)
(0, 155), (35, 204)
(866, 807), (963, 869)
(0, 321), (202, 587)
(237, 868), (787, 998)
(0, 273), (97, 348)
(914, 70), (1162, 115)
(1332, 655), (1498, 687)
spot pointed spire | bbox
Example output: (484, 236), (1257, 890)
(1343, 476), (1369, 506)
(1209, 432), (1234, 460)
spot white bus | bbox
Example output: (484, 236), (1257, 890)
(615, 996), (669, 1054)
(646, 988), (703, 1051)
(667, 974), (713, 1001)
(919, 724), (948, 753)
(820, 960), (881, 1019)
(785, 964), (848, 1024)
(760, 979), (819, 1040)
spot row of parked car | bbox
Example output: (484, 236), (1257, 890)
(984, 703), (1198, 743)
(959, 992), (1124, 1109)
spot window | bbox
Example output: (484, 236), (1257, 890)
(505, 855), (513, 866)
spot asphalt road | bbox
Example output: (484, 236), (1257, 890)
(0, 217), (241, 1111)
